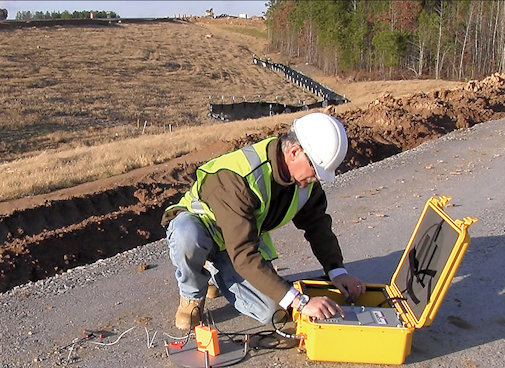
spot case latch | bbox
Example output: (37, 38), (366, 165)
(454, 216), (478, 230)
(431, 196), (452, 209)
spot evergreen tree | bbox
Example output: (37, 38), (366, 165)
(266, 0), (505, 80)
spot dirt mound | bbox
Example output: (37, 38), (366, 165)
(328, 73), (505, 170)
(1, 73), (505, 292)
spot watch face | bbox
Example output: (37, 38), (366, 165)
(297, 294), (310, 312)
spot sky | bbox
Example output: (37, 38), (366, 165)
(0, 1), (268, 19)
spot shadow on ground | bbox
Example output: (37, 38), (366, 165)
(280, 234), (505, 363)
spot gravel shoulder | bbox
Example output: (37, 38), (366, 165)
(1, 118), (504, 367)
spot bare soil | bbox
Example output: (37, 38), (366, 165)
(1, 18), (505, 293)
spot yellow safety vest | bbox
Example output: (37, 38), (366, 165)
(165, 137), (314, 260)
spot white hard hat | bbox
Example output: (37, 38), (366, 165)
(292, 112), (348, 182)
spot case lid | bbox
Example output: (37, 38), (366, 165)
(389, 196), (477, 328)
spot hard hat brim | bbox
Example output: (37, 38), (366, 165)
(312, 161), (336, 183)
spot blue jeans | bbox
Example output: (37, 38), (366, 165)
(166, 211), (278, 324)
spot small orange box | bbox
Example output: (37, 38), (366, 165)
(195, 325), (220, 356)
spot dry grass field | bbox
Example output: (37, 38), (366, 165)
(0, 17), (464, 202)
(3, 17), (505, 293)
(0, 19), (311, 160)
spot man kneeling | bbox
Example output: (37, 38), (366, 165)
(161, 112), (365, 330)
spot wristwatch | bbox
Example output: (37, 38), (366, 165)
(296, 293), (310, 313)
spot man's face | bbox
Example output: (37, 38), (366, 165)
(286, 145), (319, 188)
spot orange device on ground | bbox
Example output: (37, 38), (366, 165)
(195, 325), (220, 357)
(293, 196), (477, 364)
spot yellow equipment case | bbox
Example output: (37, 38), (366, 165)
(293, 196), (477, 364)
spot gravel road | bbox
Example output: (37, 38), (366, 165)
(1, 118), (504, 368)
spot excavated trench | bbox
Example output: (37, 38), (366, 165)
(1, 73), (505, 293)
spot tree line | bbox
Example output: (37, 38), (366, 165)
(266, 0), (505, 80)
(14, 10), (119, 21)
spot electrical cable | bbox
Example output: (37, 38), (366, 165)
(271, 309), (300, 341)
(144, 327), (158, 348)
(89, 326), (136, 346)
(200, 309), (250, 364)
(207, 308), (299, 352)
(163, 305), (300, 366)
(163, 305), (204, 352)
(207, 309), (244, 346)
(163, 331), (194, 340)
(66, 338), (79, 364)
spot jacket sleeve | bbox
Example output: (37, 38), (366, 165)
(200, 170), (292, 304)
(292, 182), (345, 274)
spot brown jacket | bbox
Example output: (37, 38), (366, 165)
(162, 138), (344, 303)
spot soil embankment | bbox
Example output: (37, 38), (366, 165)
(1, 73), (505, 292)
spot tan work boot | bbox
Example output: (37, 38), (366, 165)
(206, 282), (220, 299)
(175, 297), (205, 330)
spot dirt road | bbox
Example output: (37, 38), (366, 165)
(1, 117), (503, 367)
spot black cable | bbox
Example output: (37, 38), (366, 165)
(271, 309), (300, 340)
(207, 307), (300, 351)
(168, 305), (301, 361)
(207, 309), (244, 346)
(168, 305), (202, 350)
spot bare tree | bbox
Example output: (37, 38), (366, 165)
(435, 0), (444, 79)
(492, 0), (501, 63)
(499, 0), (505, 72)
(459, 3), (474, 79)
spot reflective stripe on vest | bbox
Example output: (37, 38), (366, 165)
(190, 200), (205, 214)
(241, 145), (267, 202)
(243, 145), (309, 212)
(240, 146), (275, 259)
(298, 186), (309, 211)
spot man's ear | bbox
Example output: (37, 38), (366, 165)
(287, 144), (303, 162)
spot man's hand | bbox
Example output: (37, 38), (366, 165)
(331, 274), (366, 302)
(293, 295), (344, 320)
